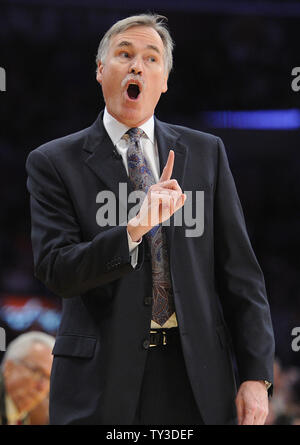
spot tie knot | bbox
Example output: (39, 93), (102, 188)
(125, 127), (144, 143)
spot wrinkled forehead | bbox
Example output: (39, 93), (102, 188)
(109, 25), (165, 55)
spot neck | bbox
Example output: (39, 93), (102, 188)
(106, 108), (153, 128)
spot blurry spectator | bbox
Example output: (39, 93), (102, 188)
(266, 358), (300, 425)
(285, 371), (300, 424)
(1, 331), (54, 425)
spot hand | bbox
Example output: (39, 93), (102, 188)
(235, 380), (269, 425)
(127, 150), (186, 241)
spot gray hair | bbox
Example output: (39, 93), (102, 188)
(95, 13), (174, 74)
(1, 331), (55, 366)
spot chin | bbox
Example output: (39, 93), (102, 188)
(120, 108), (145, 126)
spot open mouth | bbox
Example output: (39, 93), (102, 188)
(127, 83), (140, 100)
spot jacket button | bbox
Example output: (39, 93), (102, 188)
(142, 339), (150, 350)
(144, 296), (153, 306)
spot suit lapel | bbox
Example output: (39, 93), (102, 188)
(83, 112), (134, 216)
(155, 118), (189, 256)
(155, 118), (188, 188)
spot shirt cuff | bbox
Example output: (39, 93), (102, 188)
(127, 229), (142, 253)
(127, 229), (142, 269)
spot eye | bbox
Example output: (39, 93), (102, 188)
(120, 51), (130, 58)
(148, 56), (156, 62)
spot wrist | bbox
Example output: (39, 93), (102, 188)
(127, 217), (147, 242)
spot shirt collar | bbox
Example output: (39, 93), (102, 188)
(103, 107), (155, 145)
(5, 396), (29, 425)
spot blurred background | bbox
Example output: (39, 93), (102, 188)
(0, 0), (300, 425)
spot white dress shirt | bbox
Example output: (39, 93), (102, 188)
(103, 108), (178, 329)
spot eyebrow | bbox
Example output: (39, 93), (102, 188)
(116, 41), (161, 55)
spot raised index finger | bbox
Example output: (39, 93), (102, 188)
(159, 150), (174, 183)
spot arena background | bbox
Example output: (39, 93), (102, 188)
(0, 0), (299, 424)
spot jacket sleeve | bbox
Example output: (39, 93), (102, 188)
(214, 137), (275, 386)
(26, 148), (136, 298)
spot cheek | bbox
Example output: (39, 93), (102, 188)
(150, 74), (167, 94)
(102, 71), (122, 95)
(148, 83), (164, 102)
(35, 377), (49, 392)
(101, 79), (115, 100)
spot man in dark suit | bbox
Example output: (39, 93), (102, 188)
(26, 13), (275, 425)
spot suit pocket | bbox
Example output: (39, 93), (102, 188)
(52, 335), (97, 358)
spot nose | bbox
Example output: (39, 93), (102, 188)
(129, 56), (143, 75)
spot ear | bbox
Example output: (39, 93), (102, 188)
(161, 73), (168, 93)
(96, 61), (104, 85)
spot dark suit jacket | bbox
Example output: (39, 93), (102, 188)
(26, 111), (275, 425)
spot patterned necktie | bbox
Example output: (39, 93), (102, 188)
(124, 127), (175, 326)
